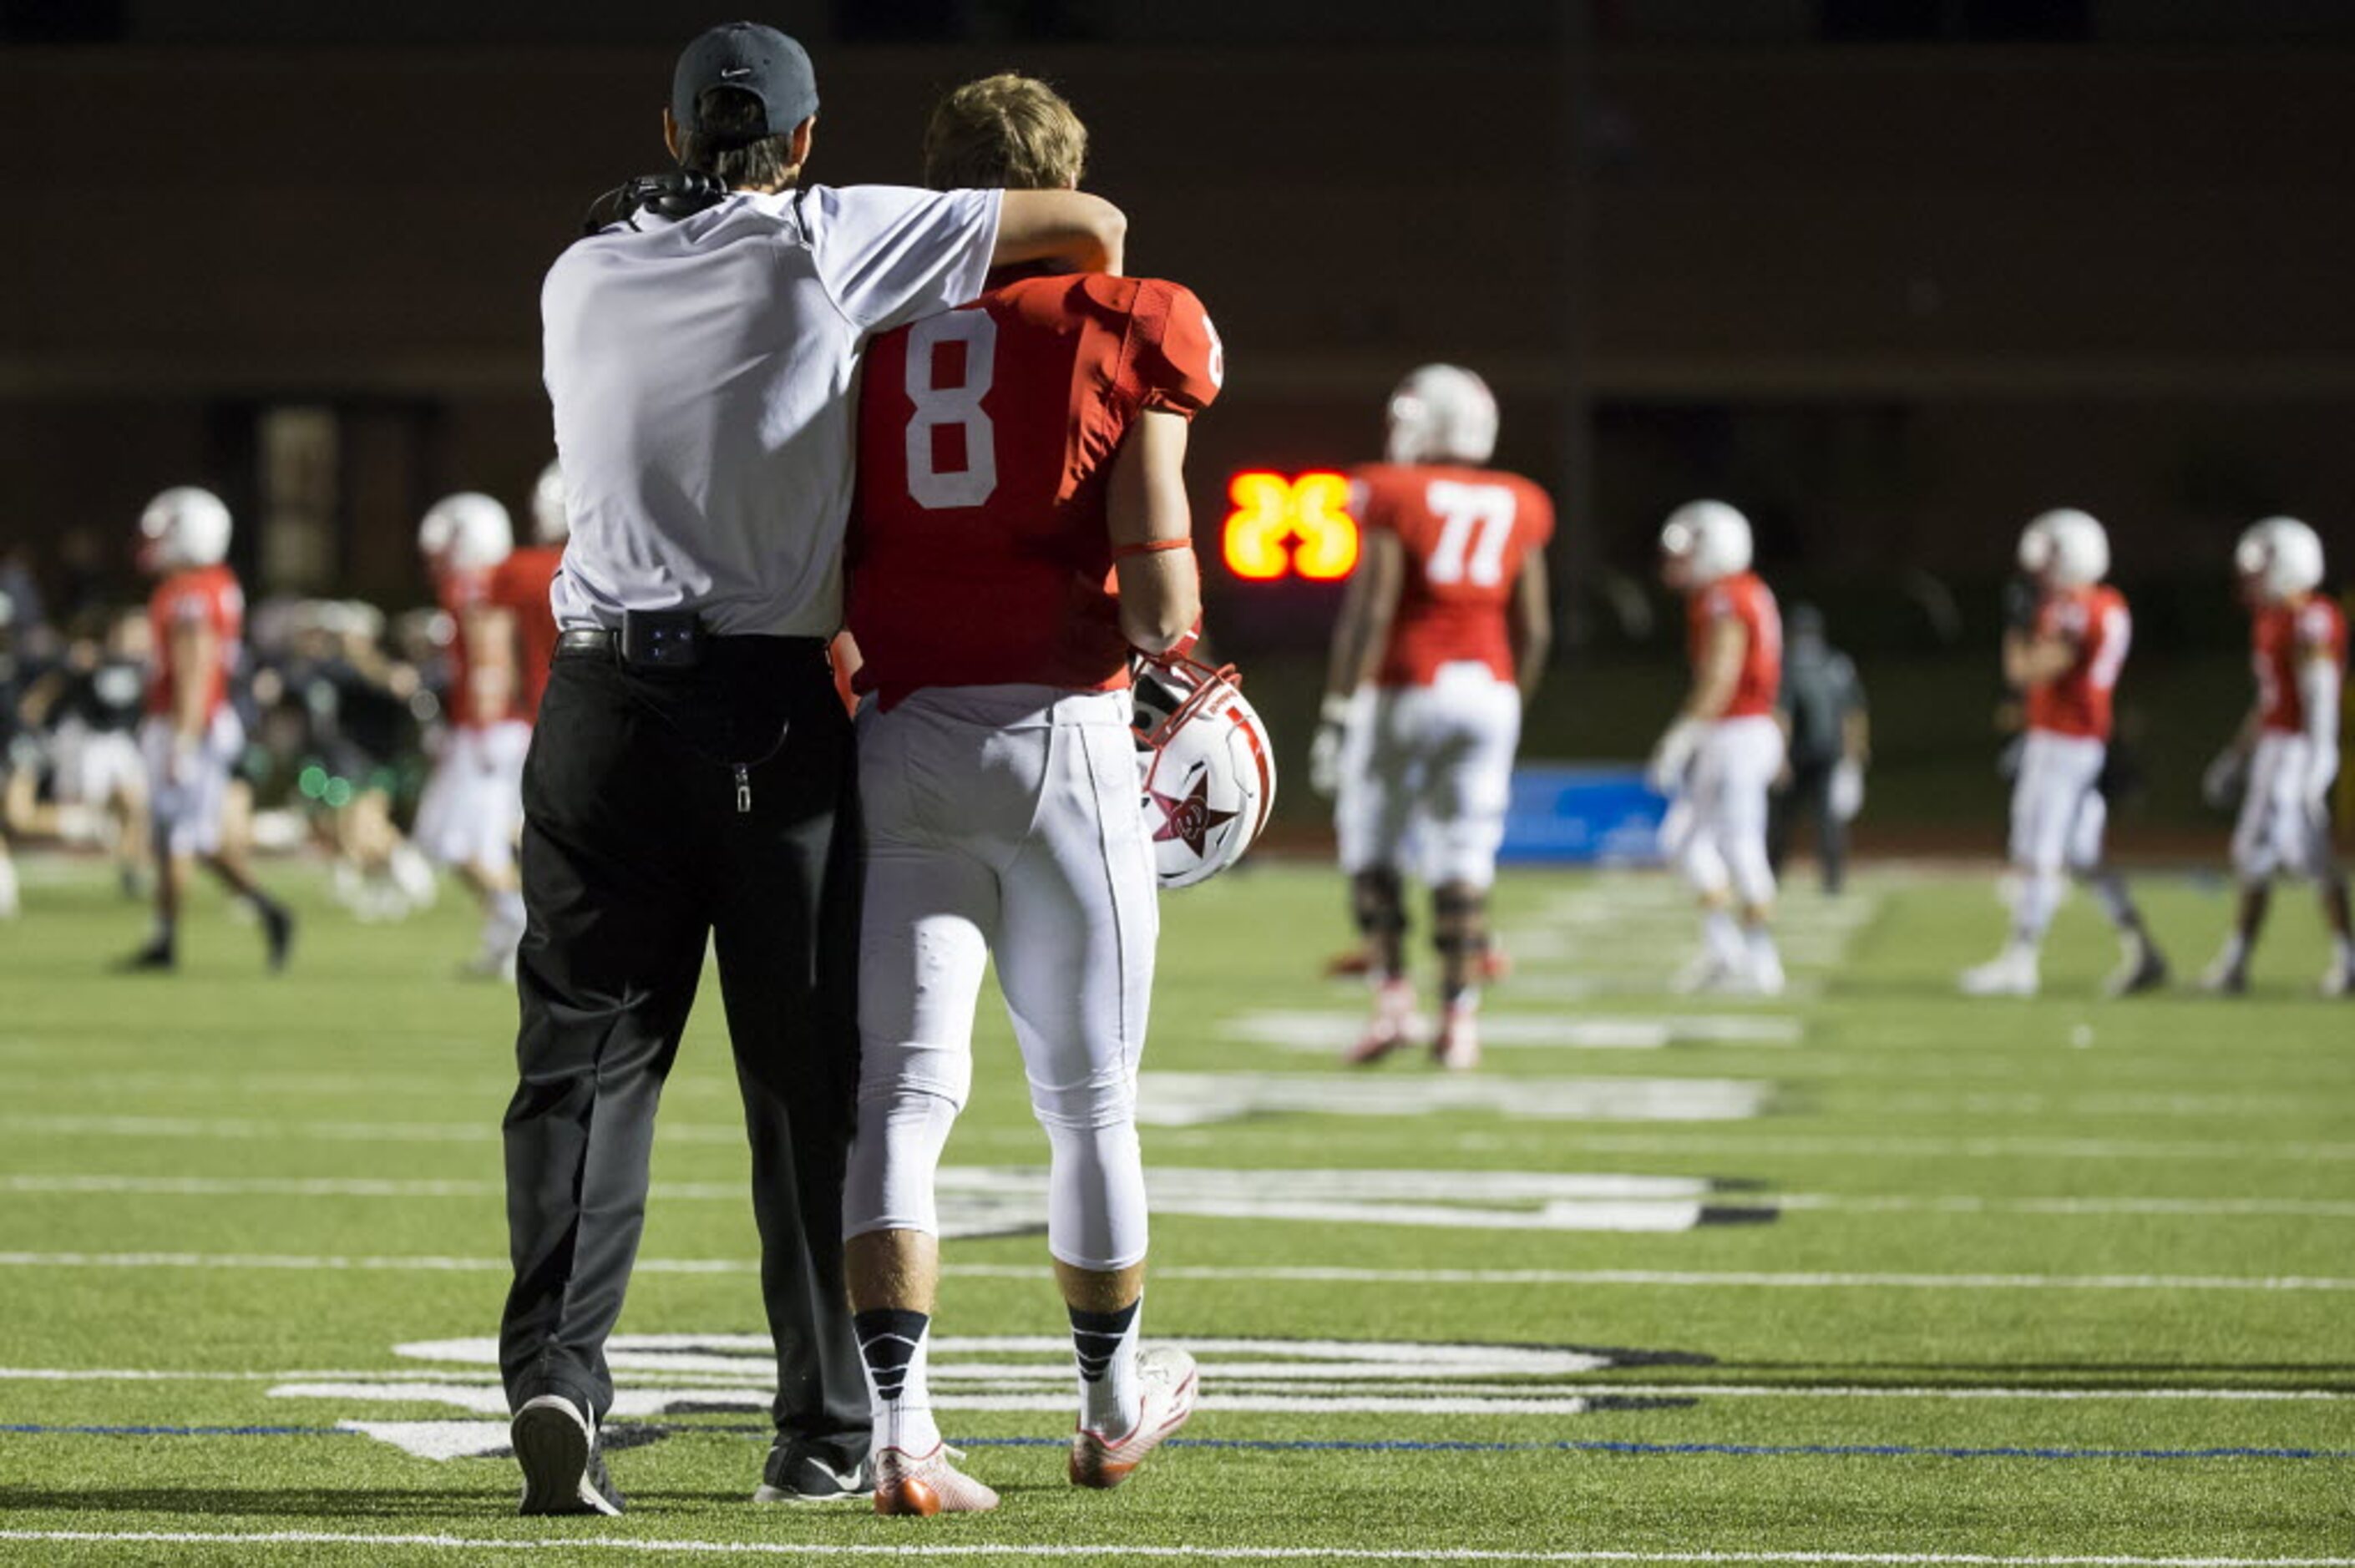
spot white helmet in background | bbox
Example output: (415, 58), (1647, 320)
(1131, 655), (1277, 889)
(137, 487), (233, 573)
(2236, 515), (2323, 601)
(2015, 514), (2056, 575)
(421, 492), (514, 574)
(1659, 499), (1752, 586)
(1385, 364), (1498, 466)
(530, 461), (570, 545)
(2030, 508), (2109, 587)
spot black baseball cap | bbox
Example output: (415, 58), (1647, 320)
(672, 23), (818, 143)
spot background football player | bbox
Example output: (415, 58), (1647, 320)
(1309, 365), (1552, 1069)
(2200, 516), (2349, 995)
(1648, 501), (1785, 995)
(121, 488), (295, 972)
(838, 74), (1213, 1515)
(492, 461), (567, 730)
(1961, 508), (2167, 997)
(410, 492), (529, 978)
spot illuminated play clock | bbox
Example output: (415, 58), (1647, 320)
(1221, 470), (1359, 581)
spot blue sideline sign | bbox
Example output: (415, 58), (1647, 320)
(1500, 763), (1666, 866)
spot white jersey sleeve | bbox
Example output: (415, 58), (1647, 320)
(800, 184), (1001, 334)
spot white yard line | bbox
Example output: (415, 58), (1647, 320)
(0, 1533), (2342, 1565)
(1, 1252), (2344, 1291)
(1453, 1132), (2355, 1162)
(1774, 1195), (2355, 1218)
(2, 1365), (2344, 1403)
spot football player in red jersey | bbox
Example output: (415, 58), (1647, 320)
(2200, 517), (2350, 995)
(413, 493), (530, 979)
(1648, 502), (1786, 995)
(1309, 366), (1552, 1069)
(491, 462), (568, 726)
(838, 75), (1211, 1515)
(120, 488), (295, 972)
(1962, 509), (2167, 998)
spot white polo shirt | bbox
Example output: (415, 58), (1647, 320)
(542, 183), (1002, 638)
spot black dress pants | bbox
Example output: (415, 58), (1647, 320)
(1767, 756), (1846, 895)
(498, 635), (867, 1469)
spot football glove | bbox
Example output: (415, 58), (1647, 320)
(1646, 718), (1704, 797)
(1308, 695), (1351, 801)
(2200, 747), (2247, 811)
(1829, 757), (1865, 823)
(2000, 575), (2040, 634)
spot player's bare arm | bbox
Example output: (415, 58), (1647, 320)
(1681, 615), (1747, 723)
(2004, 626), (2077, 689)
(1337, 530), (1405, 699)
(169, 618), (219, 756)
(1107, 409), (1202, 654)
(462, 604), (519, 726)
(1508, 550), (1552, 705)
(994, 190), (1126, 276)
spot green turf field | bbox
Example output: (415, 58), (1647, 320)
(0, 854), (2348, 1565)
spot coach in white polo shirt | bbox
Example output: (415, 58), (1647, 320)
(499, 21), (1125, 1519)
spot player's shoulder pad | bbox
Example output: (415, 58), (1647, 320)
(1123, 276), (1224, 418)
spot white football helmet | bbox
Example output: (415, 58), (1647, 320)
(530, 460), (570, 545)
(1659, 499), (1752, 586)
(421, 492), (514, 574)
(2029, 508), (2109, 587)
(2015, 516), (2055, 574)
(2236, 515), (2323, 601)
(137, 487), (233, 573)
(1385, 364), (1498, 466)
(1132, 655), (1277, 889)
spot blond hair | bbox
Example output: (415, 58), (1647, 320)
(922, 73), (1086, 191)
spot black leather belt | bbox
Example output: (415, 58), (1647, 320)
(555, 628), (620, 660)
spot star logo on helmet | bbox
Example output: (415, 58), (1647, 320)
(1150, 771), (1237, 860)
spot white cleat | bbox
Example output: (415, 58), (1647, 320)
(1749, 948), (1787, 998)
(2198, 952), (2250, 995)
(2322, 953), (2354, 999)
(1432, 1008), (1480, 1071)
(1671, 952), (1734, 994)
(1345, 978), (1420, 1065)
(871, 1443), (999, 1516)
(1959, 949), (2038, 997)
(1069, 1347), (1199, 1490)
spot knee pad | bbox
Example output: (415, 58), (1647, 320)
(842, 1083), (960, 1242)
(1725, 837), (1776, 909)
(1350, 867), (1406, 939)
(1043, 1117), (1148, 1274)
(1431, 882), (1489, 959)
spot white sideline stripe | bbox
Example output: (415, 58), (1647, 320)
(4, 1366), (2343, 1402)
(0, 1534), (2342, 1565)
(1776, 1195), (2355, 1218)
(1481, 1133), (2355, 1163)
(1, 1252), (2345, 1292)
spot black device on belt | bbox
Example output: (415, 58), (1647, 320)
(557, 611), (706, 670)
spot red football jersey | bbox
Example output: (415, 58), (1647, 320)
(1687, 570), (1781, 720)
(144, 564), (243, 721)
(2025, 584), (2131, 741)
(848, 272), (1222, 709)
(1353, 463), (1554, 687)
(492, 544), (564, 721)
(437, 566), (514, 730)
(2254, 596), (2348, 736)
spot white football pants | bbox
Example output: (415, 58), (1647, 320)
(1334, 664), (1522, 889)
(412, 721), (529, 872)
(2006, 730), (2108, 940)
(1660, 715), (1784, 908)
(2232, 731), (2333, 882)
(844, 684), (1158, 1274)
(139, 710), (242, 859)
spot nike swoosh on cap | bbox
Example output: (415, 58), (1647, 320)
(721, 65), (753, 78)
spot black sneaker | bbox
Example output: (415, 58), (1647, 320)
(512, 1393), (624, 1517)
(114, 939), (175, 974)
(752, 1440), (872, 1505)
(261, 905), (296, 974)
(2105, 941), (2170, 999)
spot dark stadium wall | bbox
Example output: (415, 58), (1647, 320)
(3, 43), (2352, 611)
